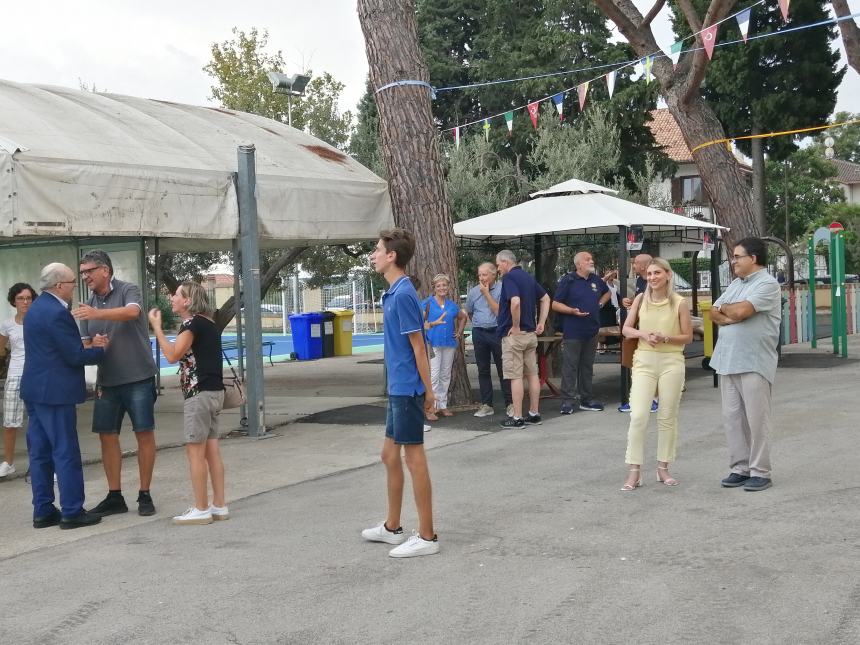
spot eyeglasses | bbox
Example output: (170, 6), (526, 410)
(14, 296), (32, 302)
(79, 266), (104, 277)
(57, 281), (77, 285)
(730, 254), (751, 262)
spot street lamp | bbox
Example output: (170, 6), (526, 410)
(267, 71), (312, 128)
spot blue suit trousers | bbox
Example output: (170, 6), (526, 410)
(25, 403), (85, 518)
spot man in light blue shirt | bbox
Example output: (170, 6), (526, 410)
(465, 262), (512, 418)
(710, 237), (782, 492)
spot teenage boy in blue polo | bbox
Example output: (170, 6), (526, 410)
(552, 251), (610, 414)
(362, 228), (439, 558)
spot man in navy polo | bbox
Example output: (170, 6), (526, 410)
(552, 251), (610, 414)
(495, 250), (550, 429)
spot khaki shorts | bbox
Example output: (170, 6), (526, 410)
(183, 390), (225, 443)
(502, 332), (538, 379)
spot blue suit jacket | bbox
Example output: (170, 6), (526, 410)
(21, 292), (104, 405)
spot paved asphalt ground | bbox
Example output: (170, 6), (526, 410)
(1, 340), (859, 644)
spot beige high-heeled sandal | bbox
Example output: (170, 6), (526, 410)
(621, 466), (642, 492)
(657, 466), (679, 486)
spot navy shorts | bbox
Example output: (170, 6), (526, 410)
(385, 394), (425, 445)
(92, 377), (157, 434)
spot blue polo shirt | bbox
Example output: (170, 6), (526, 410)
(636, 275), (647, 296)
(382, 276), (426, 396)
(497, 266), (547, 338)
(554, 271), (609, 340)
(421, 297), (461, 348)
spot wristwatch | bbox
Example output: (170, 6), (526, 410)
(663, 336), (669, 344)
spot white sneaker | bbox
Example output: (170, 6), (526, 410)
(172, 507), (213, 525)
(0, 461), (15, 477)
(506, 404), (515, 417)
(388, 531), (440, 558)
(361, 521), (406, 545)
(423, 424), (432, 433)
(209, 504), (230, 521)
(473, 404), (494, 418)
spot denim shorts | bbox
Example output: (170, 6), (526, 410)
(385, 394), (425, 445)
(92, 377), (157, 434)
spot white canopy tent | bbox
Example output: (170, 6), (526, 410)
(0, 79), (392, 250)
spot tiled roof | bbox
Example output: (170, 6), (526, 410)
(648, 108), (693, 163)
(832, 159), (860, 185)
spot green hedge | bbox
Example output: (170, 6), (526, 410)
(668, 258), (711, 284)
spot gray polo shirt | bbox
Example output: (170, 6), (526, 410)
(465, 282), (502, 329)
(80, 278), (157, 387)
(710, 268), (782, 383)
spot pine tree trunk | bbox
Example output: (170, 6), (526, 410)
(751, 132), (766, 236)
(357, 0), (473, 407)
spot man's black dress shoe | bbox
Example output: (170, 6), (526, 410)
(59, 510), (102, 530)
(33, 507), (61, 529)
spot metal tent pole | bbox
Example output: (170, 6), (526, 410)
(618, 226), (629, 405)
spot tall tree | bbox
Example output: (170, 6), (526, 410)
(812, 111), (860, 163)
(358, 0), (472, 406)
(593, 0), (760, 249)
(677, 0), (844, 235)
(833, 0), (860, 74)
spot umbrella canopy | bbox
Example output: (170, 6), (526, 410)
(0, 80), (393, 251)
(454, 179), (726, 242)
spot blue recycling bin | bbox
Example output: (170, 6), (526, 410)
(288, 313), (323, 360)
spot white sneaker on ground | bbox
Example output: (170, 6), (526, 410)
(388, 531), (440, 558)
(423, 424), (432, 433)
(361, 521), (406, 545)
(473, 404), (494, 418)
(172, 507), (213, 525)
(209, 504), (230, 521)
(0, 461), (15, 477)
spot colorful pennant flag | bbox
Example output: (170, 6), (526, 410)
(779, 0), (790, 22)
(577, 81), (589, 112)
(551, 93), (564, 120)
(482, 118), (490, 142)
(670, 41), (683, 68)
(701, 24), (719, 60)
(504, 111), (513, 136)
(605, 70), (616, 99)
(736, 8), (751, 43)
(454, 126), (460, 149)
(644, 55), (654, 83)
(527, 101), (540, 129)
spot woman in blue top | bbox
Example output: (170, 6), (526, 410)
(422, 274), (467, 419)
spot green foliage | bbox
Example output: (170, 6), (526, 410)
(153, 294), (180, 331)
(675, 0), (844, 161)
(348, 80), (386, 176)
(811, 111), (860, 163)
(668, 258), (711, 284)
(766, 147), (845, 241)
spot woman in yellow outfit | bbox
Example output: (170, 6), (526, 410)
(620, 258), (693, 491)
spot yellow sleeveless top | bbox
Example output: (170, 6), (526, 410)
(636, 294), (683, 353)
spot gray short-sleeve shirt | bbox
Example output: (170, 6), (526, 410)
(80, 278), (157, 387)
(710, 268), (782, 383)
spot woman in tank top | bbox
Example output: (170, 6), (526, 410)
(620, 258), (693, 492)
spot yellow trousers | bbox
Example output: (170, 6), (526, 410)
(624, 350), (685, 465)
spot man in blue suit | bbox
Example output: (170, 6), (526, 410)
(22, 263), (108, 529)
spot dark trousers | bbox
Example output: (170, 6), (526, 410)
(560, 335), (598, 404)
(26, 402), (85, 519)
(472, 327), (512, 407)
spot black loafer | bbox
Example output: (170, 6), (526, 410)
(59, 510), (102, 530)
(33, 507), (61, 529)
(90, 493), (128, 517)
(721, 473), (751, 488)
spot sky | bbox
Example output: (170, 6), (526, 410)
(1, 1), (857, 128)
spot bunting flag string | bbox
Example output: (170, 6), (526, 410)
(440, 8), (860, 140)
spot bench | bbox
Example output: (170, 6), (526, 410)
(221, 340), (276, 367)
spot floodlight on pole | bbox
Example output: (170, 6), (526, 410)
(267, 71), (312, 128)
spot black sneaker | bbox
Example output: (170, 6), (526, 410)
(579, 400), (605, 412)
(559, 403), (575, 415)
(137, 491), (156, 516)
(91, 493), (128, 517)
(499, 416), (525, 429)
(721, 473), (751, 488)
(524, 412), (542, 425)
(743, 476), (772, 492)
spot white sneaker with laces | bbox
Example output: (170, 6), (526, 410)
(473, 404), (494, 418)
(388, 531), (440, 558)
(209, 504), (230, 521)
(361, 521), (406, 545)
(172, 507), (213, 525)
(0, 461), (15, 477)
